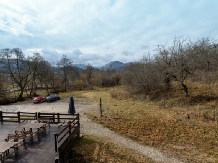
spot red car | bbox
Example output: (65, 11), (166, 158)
(32, 96), (46, 103)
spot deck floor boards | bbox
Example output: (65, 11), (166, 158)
(0, 123), (63, 163)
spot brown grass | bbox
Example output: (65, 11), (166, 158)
(70, 135), (155, 163)
(110, 89), (131, 100)
(79, 84), (218, 163)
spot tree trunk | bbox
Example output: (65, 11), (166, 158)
(181, 82), (189, 97)
(64, 75), (67, 92)
(11, 78), (17, 100)
(17, 89), (24, 101)
(46, 83), (49, 96)
(30, 80), (34, 97)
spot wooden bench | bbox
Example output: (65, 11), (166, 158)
(19, 123), (48, 143)
(4, 133), (26, 157)
(14, 131), (27, 149)
(38, 116), (53, 129)
(22, 128), (39, 143)
(0, 142), (19, 163)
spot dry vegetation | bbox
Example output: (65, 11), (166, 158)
(70, 135), (155, 163)
(76, 84), (218, 163)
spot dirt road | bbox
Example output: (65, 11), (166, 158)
(0, 97), (183, 163)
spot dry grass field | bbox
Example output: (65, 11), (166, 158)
(73, 82), (218, 163)
(70, 135), (155, 163)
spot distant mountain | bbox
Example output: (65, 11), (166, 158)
(73, 61), (131, 71)
(73, 64), (87, 69)
(73, 64), (99, 70)
(0, 59), (132, 72)
(101, 61), (130, 71)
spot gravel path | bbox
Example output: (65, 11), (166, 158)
(0, 97), (184, 163)
(76, 99), (184, 163)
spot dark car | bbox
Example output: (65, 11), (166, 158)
(33, 96), (46, 103)
(46, 94), (60, 102)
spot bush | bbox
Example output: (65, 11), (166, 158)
(0, 98), (17, 105)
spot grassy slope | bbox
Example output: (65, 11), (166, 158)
(78, 84), (218, 163)
(70, 135), (155, 163)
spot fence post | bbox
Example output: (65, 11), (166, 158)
(54, 134), (58, 152)
(17, 111), (20, 123)
(0, 111), (3, 124)
(53, 113), (55, 123)
(69, 121), (71, 134)
(99, 98), (103, 117)
(76, 114), (82, 138)
(57, 113), (60, 123)
(38, 112), (41, 123)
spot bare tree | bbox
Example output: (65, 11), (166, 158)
(156, 37), (193, 96)
(188, 37), (218, 95)
(57, 55), (73, 92)
(156, 37), (218, 97)
(122, 59), (163, 96)
(0, 48), (33, 101)
(34, 60), (54, 95)
(67, 66), (80, 91)
(28, 53), (44, 96)
(0, 71), (5, 99)
(84, 63), (93, 83)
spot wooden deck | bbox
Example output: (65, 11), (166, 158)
(0, 123), (64, 163)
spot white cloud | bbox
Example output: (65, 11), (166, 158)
(1, 0), (218, 67)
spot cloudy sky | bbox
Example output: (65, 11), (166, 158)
(0, 0), (217, 67)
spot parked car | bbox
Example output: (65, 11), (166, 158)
(53, 94), (60, 100)
(32, 96), (46, 103)
(46, 94), (60, 102)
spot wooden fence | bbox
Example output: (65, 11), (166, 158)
(54, 114), (80, 162)
(0, 111), (37, 123)
(0, 111), (79, 124)
(37, 112), (79, 124)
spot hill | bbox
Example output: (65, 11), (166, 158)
(101, 61), (131, 71)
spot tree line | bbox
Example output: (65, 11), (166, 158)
(1, 36), (217, 102)
(0, 49), (121, 102)
(122, 37), (218, 98)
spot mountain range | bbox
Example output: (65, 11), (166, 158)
(73, 61), (132, 71)
(0, 59), (132, 71)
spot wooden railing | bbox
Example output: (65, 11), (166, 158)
(0, 111), (78, 124)
(0, 111), (37, 123)
(37, 112), (79, 124)
(54, 114), (80, 163)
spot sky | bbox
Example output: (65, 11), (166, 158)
(0, 0), (218, 67)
